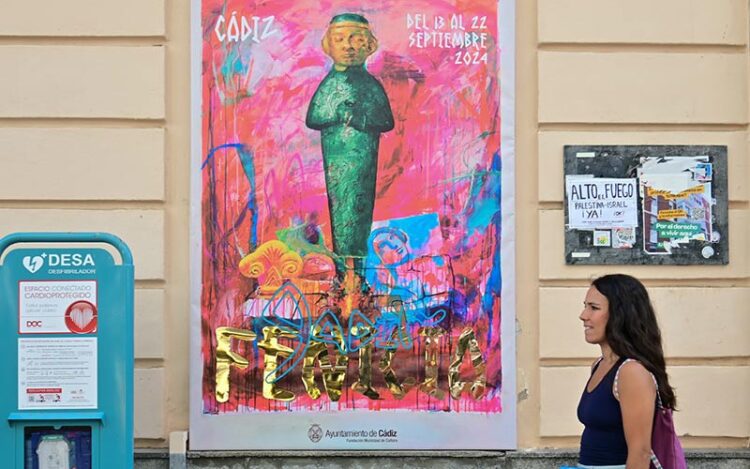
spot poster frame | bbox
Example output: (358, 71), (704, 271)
(189, 0), (516, 450)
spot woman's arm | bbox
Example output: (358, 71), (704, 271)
(617, 361), (657, 469)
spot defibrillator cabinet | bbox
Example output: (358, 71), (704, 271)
(0, 233), (134, 469)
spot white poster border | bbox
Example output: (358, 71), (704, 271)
(189, 0), (516, 450)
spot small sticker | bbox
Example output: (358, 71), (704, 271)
(571, 252), (591, 258)
(655, 222), (701, 240)
(657, 209), (688, 220)
(576, 152), (596, 158)
(593, 230), (611, 247)
(701, 246), (715, 259)
(612, 227), (636, 249)
(693, 162), (712, 182)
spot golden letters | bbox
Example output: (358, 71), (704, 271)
(215, 327), (256, 403)
(419, 326), (446, 399)
(448, 327), (487, 400)
(214, 324), (488, 403)
(301, 325), (349, 401)
(256, 326), (297, 401)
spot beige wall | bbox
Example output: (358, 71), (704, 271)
(0, 0), (185, 446)
(0, 0), (747, 449)
(523, 0), (750, 449)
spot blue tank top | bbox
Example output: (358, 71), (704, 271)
(577, 357), (628, 465)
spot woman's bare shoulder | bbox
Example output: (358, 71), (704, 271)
(617, 360), (655, 395)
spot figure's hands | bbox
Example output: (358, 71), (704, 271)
(348, 113), (367, 131)
(336, 99), (368, 131)
(336, 99), (354, 125)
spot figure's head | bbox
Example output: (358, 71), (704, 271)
(322, 14), (378, 70)
(371, 228), (409, 266)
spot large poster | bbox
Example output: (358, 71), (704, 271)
(190, 0), (515, 449)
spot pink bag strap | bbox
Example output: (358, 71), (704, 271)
(651, 452), (664, 469)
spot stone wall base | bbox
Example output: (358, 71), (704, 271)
(135, 449), (750, 469)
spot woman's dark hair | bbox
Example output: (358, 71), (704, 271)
(591, 274), (676, 409)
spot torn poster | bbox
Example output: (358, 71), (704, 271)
(638, 156), (714, 256)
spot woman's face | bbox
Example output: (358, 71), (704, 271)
(580, 285), (609, 345)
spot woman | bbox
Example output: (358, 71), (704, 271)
(577, 274), (677, 469)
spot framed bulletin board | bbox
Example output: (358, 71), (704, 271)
(564, 145), (728, 265)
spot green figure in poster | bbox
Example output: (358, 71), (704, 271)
(306, 14), (394, 278)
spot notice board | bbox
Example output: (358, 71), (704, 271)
(564, 145), (728, 265)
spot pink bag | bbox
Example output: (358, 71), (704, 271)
(614, 359), (687, 469)
(649, 390), (686, 469)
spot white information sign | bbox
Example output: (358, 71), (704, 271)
(19, 281), (97, 334)
(566, 177), (639, 229)
(18, 338), (98, 410)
